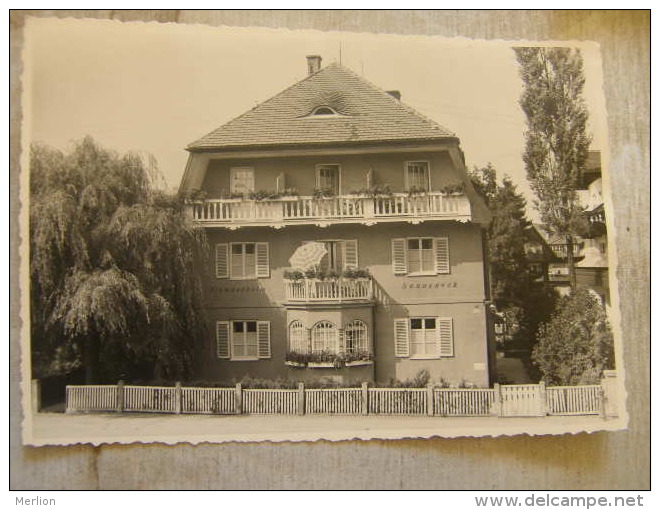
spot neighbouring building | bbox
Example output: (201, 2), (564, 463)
(523, 151), (609, 306)
(179, 56), (494, 387)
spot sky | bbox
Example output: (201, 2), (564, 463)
(23, 18), (609, 217)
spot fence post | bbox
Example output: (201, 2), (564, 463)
(492, 383), (502, 417)
(116, 380), (125, 413)
(297, 382), (305, 415)
(601, 370), (618, 419)
(361, 382), (369, 415)
(426, 384), (434, 416)
(234, 383), (243, 415)
(31, 379), (42, 414)
(175, 382), (182, 414)
(538, 381), (547, 415)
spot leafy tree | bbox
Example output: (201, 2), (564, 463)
(514, 47), (591, 290)
(30, 137), (208, 383)
(532, 288), (614, 385)
(470, 164), (530, 306)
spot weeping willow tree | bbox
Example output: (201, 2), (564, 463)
(30, 137), (208, 383)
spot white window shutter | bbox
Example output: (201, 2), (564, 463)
(392, 238), (408, 275)
(342, 239), (359, 269)
(435, 237), (450, 274)
(257, 321), (271, 359)
(256, 242), (270, 278)
(394, 319), (410, 357)
(437, 318), (454, 357)
(216, 321), (230, 359)
(215, 244), (229, 279)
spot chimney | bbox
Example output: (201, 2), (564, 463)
(306, 55), (322, 75)
(386, 90), (401, 100)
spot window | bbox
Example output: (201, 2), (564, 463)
(405, 161), (430, 191)
(312, 106), (336, 116)
(345, 320), (368, 353)
(231, 243), (256, 279)
(232, 321), (258, 359)
(391, 237), (449, 275)
(216, 320), (271, 360)
(289, 320), (309, 354)
(408, 238), (435, 274)
(311, 321), (339, 354)
(215, 242), (269, 279)
(394, 317), (453, 359)
(230, 167), (254, 194)
(410, 318), (438, 358)
(316, 164), (341, 195)
(308, 239), (358, 273)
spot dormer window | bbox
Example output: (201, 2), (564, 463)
(311, 106), (338, 116)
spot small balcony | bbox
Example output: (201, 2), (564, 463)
(284, 278), (373, 303)
(187, 192), (471, 228)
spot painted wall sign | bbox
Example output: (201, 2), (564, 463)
(208, 285), (266, 295)
(401, 281), (458, 290)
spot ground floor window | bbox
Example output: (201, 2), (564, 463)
(232, 320), (258, 359)
(344, 320), (368, 353)
(216, 320), (271, 360)
(410, 318), (438, 358)
(287, 320), (370, 356)
(311, 321), (339, 354)
(289, 320), (309, 353)
(394, 317), (454, 359)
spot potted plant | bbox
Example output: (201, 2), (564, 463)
(313, 186), (336, 199)
(283, 269), (305, 281)
(342, 267), (370, 280)
(439, 183), (465, 195)
(219, 190), (245, 201)
(407, 186), (428, 197)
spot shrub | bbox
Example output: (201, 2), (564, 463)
(532, 287), (615, 385)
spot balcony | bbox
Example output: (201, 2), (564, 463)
(284, 278), (373, 303)
(187, 192), (471, 228)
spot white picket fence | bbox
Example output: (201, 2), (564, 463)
(65, 382), (612, 418)
(368, 388), (428, 415)
(306, 388), (362, 415)
(123, 385), (177, 413)
(434, 388), (497, 417)
(546, 385), (602, 415)
(243, 388), (299, 414)
(66, 385), (117, 412)
(181, 387), (235, 415)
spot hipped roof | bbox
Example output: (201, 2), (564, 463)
(187, 63), (457, 151)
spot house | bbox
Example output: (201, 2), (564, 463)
(179, 56), (494, 387)
(523, 151), (608, 305)
(575, 151), (609, 307)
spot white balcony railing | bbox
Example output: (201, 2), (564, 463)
(187, 192), (471, 226)
(285, 278), (373, 302)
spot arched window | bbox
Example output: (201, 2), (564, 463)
(289, 320), (308, 354)
(344, 320), (368, 354)
(311, 321), (339, 354)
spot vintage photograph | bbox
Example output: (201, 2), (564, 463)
(20, 17), (626, 445)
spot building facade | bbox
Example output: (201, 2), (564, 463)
(180, 56), (494, 387)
